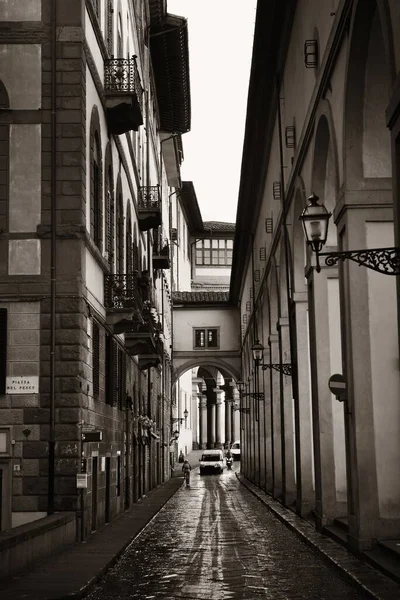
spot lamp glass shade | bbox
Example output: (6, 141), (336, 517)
(252, 340), (264, 363)
(299, 194), (331, 251)
(236, 379), (244, 393)
(183, 409), (189, 418)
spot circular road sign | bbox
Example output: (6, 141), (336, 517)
(328, 373), (347, 399)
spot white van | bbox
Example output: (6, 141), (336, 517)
(199, 449), (224, 474)
(231, 440), (241, 460)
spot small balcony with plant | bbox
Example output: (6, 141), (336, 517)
(138, 185), (162, 231)
(104, 55), (143, 134)
(104, 272), (144, 333)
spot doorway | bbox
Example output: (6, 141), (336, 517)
(91, 456), (98, 531)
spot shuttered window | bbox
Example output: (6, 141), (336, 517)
(92, 321), (100, 399)
(0, 309), (7, 394)
(105, 333), (113, 405)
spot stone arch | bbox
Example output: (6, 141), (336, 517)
(89, 105), (103, 251)
(0, 81), (10, 233)
(173, 358), (240, 384)
(311, 105), (340, 247)
(344, 0), (394, 186)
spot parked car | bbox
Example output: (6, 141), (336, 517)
(231, 440), (241, 460)
(199, 449), (224, 474)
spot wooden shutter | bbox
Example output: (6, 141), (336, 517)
(92, 321), (100, 398)
(105, 333), (113, 405)
(0, 309), (7, 394)
(120, 351), (127, 410)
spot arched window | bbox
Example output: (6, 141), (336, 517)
(126, 203), (133, 275)
(0, 81), (10, 233)
(105, 145), (115, 270)
(90, 106), (103, 251)
(115, 190), (124, 273)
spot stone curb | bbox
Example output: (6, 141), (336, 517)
(236, 473), (400, 600)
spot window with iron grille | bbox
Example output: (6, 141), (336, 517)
(265, 218), (273, 234)
(195, 238), (233, 266)
(106, 0), (114, 56)
(92, 320), (100, 399)
(116, 195), (124, 273)
(285, 126), (296, 148)
(260, 247), (266, 261)
(246, 300), (251, 312)
(273, 181), (281, 200)
(304, 40), (318, 68)
(0, 309), (7, 394)
(243, 314), (248, 324)
(193, 328), (219, 349)
(254, 270), (260, 282)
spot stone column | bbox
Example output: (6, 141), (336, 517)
(199, 395), (207, 449)
(294, 294), (314, 516)
(269, 334), (282, 499)
(215, 398), (222, 448)
(279, 316), (296, 507)
(209, 403), (216, 448)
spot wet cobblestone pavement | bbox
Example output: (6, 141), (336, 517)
(86, 466), (370, 600)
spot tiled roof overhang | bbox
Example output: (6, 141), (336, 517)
(173, 291), (230, 305)
(150, 14), (191, 133)
(203, 221), (235, 233)
(229, 0), (296, 304)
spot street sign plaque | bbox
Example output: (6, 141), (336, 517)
(328, 374), (347, 400)
(76, 473), (88, 488)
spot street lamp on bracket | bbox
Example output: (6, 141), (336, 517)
(251, 339), (293, 377)
(299, 193), (400, 275)
(170, 408), (188, 426)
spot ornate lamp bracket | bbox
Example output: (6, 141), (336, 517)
(262, 364), (292, 376)
(319, 247), (400, 275)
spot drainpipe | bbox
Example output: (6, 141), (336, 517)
(48, 0), (57, 516)
(276, 74), (301, 508)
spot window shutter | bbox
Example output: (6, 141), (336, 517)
(105, 333), (113, 405)
(0, 309), (7, 394)
(92, 321), (100, 398)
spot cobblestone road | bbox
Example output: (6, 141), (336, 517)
(86, 465), (370, 599)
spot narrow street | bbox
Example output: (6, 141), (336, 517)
(86, 464), (369, 600)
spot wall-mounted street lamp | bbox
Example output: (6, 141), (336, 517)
(236, 377), (264, 401)
(171, 408), (188, 425)
(169, 429), (180, 444)
(252, 340), (293, 377)
(299, 193), (400, 275)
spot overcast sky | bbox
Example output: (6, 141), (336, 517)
(168, 0), (257, 223)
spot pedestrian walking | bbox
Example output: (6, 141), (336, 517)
(182, 458), (191, 487)
(178, 450), (184, 463)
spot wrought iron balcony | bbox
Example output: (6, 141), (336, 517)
(104, 272), (144, 333)
(153, 233), (170, 270)
(138, 186), (162, 231)
(104, 56), (143, 134)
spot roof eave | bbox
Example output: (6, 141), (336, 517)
(150, 14), (191, 134)
(229, 0), (297, 304)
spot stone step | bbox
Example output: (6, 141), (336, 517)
(363, 539), (400, 584)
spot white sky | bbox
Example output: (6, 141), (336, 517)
(167, 0), (257, 223)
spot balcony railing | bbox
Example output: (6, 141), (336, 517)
(104, 56), (143, 109)
(138, 186), (161, 210)
(138, 186), (162, 231)
(104, 56), (143, 134)
(104, 272), (144, 315)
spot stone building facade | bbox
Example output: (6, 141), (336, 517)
(232, 0), (400, 556)
(0, 0), (190, 537)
